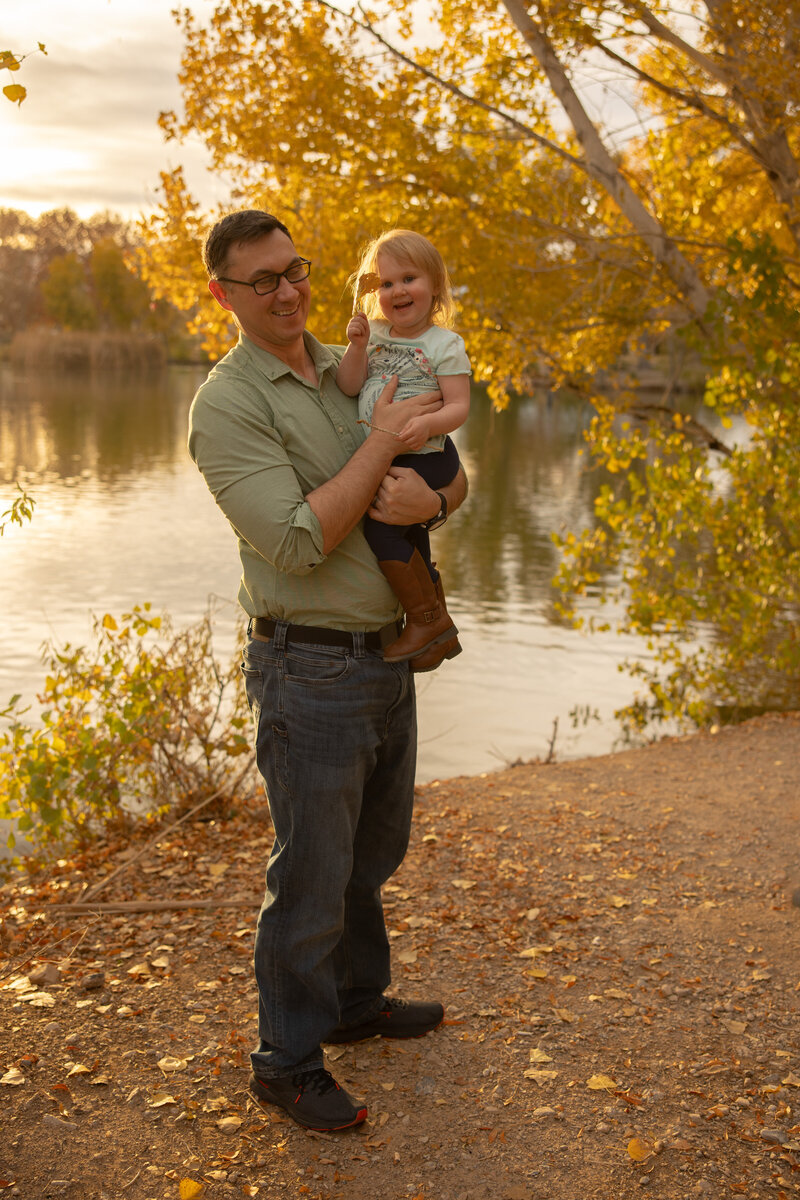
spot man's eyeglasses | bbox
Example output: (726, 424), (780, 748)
(215, 258), (312, 296)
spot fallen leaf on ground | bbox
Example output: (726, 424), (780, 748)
(217, 1115), (243, 1131)
(523, 1069), (559, 1084)
(587, 1074), (617, 1090)
(627, 1136), (654, 1161)
(179, 1180), (205, 1200)
(529, 1048), (554, 1063)
(158, 1056), (190, 1074)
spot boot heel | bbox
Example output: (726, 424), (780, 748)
(384, 623), (458, 663)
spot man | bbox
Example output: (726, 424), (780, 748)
(188, 210), (468, 1131)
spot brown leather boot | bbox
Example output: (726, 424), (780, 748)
(410, 572), (462, 672)
(379, 549), (458, 663)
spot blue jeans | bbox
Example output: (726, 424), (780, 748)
(241, 622), (417, 1078)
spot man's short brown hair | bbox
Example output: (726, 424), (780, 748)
(203, 210), (292, 278)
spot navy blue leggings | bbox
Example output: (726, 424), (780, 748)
(363, 436), (460, 577)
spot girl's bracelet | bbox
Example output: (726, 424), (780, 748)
(357, 419), (402, 438)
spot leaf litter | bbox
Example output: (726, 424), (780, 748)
(1, 711), (799, 1199)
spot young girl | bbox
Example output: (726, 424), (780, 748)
(336, 230), (471, 669)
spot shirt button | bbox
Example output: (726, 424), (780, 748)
(337, 426), (344, 434)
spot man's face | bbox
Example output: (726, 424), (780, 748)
(208, 229), (310, 356)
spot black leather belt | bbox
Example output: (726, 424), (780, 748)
(249, 616), (402, 651)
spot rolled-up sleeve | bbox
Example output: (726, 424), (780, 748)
(189, 377), (326, 575)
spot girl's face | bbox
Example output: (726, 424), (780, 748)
(375, 250), (435, 338)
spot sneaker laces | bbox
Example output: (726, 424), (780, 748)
(383, 997), (409, 1013)
(292, 1067), (340, 1096)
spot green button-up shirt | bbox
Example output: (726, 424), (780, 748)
(188, 331), (401, 630)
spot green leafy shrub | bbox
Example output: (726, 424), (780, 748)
(0, 605), (253, 871)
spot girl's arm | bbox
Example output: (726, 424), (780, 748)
(396, 374), (470, 450)
(335, 312), (370, 397)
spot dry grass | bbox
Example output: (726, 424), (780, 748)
(9, 328), (167, 371)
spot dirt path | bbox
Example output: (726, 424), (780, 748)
(2, 712), (800, 1200)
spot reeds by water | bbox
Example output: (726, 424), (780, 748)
(9, 328), (167, 371)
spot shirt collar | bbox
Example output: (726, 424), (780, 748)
(239, 331), (339, 383)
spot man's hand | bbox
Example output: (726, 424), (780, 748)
(368, 465), (440, 525)
(370, 384), (442, 440)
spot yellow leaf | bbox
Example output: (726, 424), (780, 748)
(217, 1115), (243, 1131)
(179, 1181), (205, 1200)
(720, 1019), (747, 1035)
(553, 1007), (576, 1023)
(3, 84), (26, 105)
(66, 1063), (91, 1076)
(158, 1055), (189, 1073)
(586, 1073), (617, 1090)
(529, 1048), (554, 1063)
(627, 1137), (654, 1161)
(0, 51), (21, 71)
(102, 613), (118, 630)
(149, 1092), (178, 1107)
(519, 945), (553, 958)
(525, 967), (549, 979)
(609, 896), (631, 908)
(782, 1073), (800, 1088)
(523, 1069), (558, 1084)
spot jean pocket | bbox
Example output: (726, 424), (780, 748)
(283, 643), (352, 685)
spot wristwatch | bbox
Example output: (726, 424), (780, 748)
(422, 491), (448, 531)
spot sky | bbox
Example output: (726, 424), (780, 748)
(2, 2), (653, 224)
(1, 0), (231, 220)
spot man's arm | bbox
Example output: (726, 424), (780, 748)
(306, 380), (445, 554)
(368, 463), (468, 526)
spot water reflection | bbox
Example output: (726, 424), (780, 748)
(0, 364), (207, 483)
(446, 392), (598, 610)
(1, 362), (656, 780)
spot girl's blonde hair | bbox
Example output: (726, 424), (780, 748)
(351, 229), (456, 328)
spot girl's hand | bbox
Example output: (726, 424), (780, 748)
(397, 416), (431, 451)
(346, 312), (370, 348)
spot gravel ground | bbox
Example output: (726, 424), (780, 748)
(1, 711), (799, 1200)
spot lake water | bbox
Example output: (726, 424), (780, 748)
(1, 361), (661, 786)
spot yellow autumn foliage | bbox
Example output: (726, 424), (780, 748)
(138, 1), (800, 732)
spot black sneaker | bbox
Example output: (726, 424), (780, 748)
(249, 1067), (367, 1131)
(324, 996), (444, 1044)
